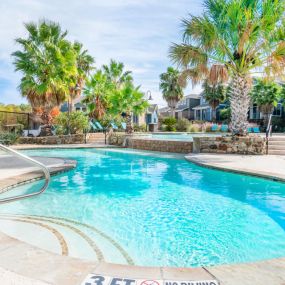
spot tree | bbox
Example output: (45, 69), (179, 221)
(159, 67), (184, 117)
(109, 83), (149, 133)
(250, 79), (281, 126)
(82, 70), (112, 119)
(170, 0), (285, 135)
(69, 41), (94, 112)
(202, 81), (226, 122)
(102, 59), (133, 88)
(12, 20), (77, 136)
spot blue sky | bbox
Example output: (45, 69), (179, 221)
(0, 0), (204, 107)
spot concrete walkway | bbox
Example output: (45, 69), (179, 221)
(185, 154), (285, 181)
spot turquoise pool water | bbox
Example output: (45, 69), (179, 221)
(1, 148), (285, 267)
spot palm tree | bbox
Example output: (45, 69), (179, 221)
(109, 83), (149, 133)
(250, 79), (281, 127)
(202, 81), (226, 122)
(102, 59), (133, 88)
(159, 67), (184, 117)
(12, 20), (77, 136)
(82, 70), (111, 119)
(170, 0), (285, 135)
(69, 41), (95, 112)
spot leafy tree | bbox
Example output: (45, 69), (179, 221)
(82, 70), (112, 119)
(202, 81), (226, 122)
(108, 83), (149, 133)
(102, 59), (133, 88)
(250, 79), (281, 126)
(12, 20), (78, 135)
(170, 0), (285, 135)
(159, 67), (184, 117)
(54, 111), (89, 134)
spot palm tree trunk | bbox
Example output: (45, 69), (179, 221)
(211, 104), (217, 122)
(39, 111), (53, 136)
(126, 114), (133, 134)
(229, 75), (251, 136)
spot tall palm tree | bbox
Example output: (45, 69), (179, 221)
(202, 81), (226, 122)
(102, 59), (133, 88)
(82, 70), (111, 119)
(12, 20), (77, 136)
(170, 0), (285, 135)
(69, 41), (95, 112)
(159, 67), (184, 117)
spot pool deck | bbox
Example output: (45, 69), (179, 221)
(185, 153), (285, 182)
(0, 155), (77, 192)
(1, 145), (285, 284)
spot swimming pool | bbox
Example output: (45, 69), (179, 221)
(138, 133), (221, 141)
(1, 148), (285, 267)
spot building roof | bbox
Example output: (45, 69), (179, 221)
(175, 106), (189, 112)
(192, 103), (211, 110)
(184, 93), (202, 99)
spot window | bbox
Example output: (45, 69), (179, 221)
(133, 115), (139, 124)
(273, 103), (282, 117)
(251, 104), (260, 119)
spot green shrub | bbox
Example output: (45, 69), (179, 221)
(163, 117), (177, 131)
(188, 124), (202, 132)
(0, 132), (19, 145)
(176, 118), (190, 131)
(54, 112), (89, 134)
(133, 124), (146, 132)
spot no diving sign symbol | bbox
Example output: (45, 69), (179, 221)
(82, 274), (219, 285)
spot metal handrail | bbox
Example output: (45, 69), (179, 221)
(0, 144), (50, 204)
(265, 114), (273, 155)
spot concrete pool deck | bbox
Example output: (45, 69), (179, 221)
(185, 153), (285, 182)
(1, 146), (285, 284)
(0, 154), (76, 192)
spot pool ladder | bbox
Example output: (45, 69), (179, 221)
(0, 144), (50, 204)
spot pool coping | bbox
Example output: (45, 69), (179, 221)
(1, 146), (285, 284)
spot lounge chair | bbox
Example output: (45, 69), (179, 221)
(247, 127), (253, 133)
(110, 122), (119, 130)
(95, 121), (104, 131)
(89, 121), (98, 131)
(121, 122), (127, 131)
(23, 126), (42, 137)
(220, 124), (229, 132)
(253, 127), (260, 133)
(211, 124), (219, 132)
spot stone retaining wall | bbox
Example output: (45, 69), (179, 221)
(193, 135), (266, 155)
(18, 134), (85, 145)
(108, 134), (193, 153)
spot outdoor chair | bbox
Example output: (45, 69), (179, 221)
(121, 122), (127, 131)
(110, 122), (119, 130)
(95, 121), (104, 131)
(247, 127), (253, 133)
(89, 121), (98, 132)
(211, 124), (219, 132)
(253, 127), (260, 133)
(220, 124), (229, 132)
